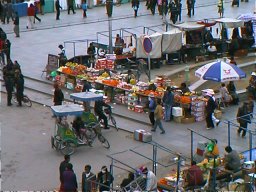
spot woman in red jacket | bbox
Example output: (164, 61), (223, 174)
(27, 4), (35, 29)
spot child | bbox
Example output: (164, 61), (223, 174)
(151, 98), (165, 134)
(81, 0), (87, 18)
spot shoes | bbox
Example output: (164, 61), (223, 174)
(104, 127), (110, 129)
(26, 26), (28, 29)
(206, 127), (214, 130)
(16, 35), (20, 37)
(216, 121), (220, 127)
(160, 131), (165, 134)
(151, 129), (156, 132)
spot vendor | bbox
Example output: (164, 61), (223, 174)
(180, 82), (190, 94)
(58, 44), (67, 67)
(184, 161), (205, 189)
(125, 69), (136, 84)
(87, 43), (96, 67)
(148, 80), (157, 91)
(224, 146), (241, 172)
(114, 34), (124, 55)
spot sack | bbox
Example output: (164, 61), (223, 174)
(82, 3), (87, 10)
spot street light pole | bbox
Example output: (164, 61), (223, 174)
(106, 0), (113, 54)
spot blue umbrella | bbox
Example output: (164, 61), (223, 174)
(195, 61), (246, 82)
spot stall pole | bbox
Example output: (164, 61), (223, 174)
(185, 64), (190, 85)
(212, 156), (216, 191)
(228, 121), (231, 146)
(175, 154), (181, 192)
(110, 158), (114, 189)
(73, 42), (76, 58)
(190, 130), (194, 164)
(148, 55), (151, 82)
(152, 144), (157, 175)
(249, 130), (252, 161)
(108, 18), (113, 54)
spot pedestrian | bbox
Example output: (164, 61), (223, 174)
(53, 82), (64, 105)
(220, 83), (232, 106)
(6, 1), (14, 24)
(3, 63), (15, 106)
(67, 0), (76, 14)
(55, 0), (62, 20)
(14, 69), (24, 107)
(169, 1), (178, 24)
(0, 1), (3, 24)
(148, 93), (156, 128)
(232, 0), (239, 7)
(237, 101), (251, 137)
(162, 0), (168, 18)
(141, 167), (157, 191)
(94, 100), (111, 129)
(131, 0), (139, 18)
(217, 0), (224, 18)
(151, 98), (165, 134)
(62, 163), (78, 192)
(205, 92), (216, 129)
(33, 3), (41, 23)
(59, 155), (70, 191)
(227, 81), (239, 105)
(150, 0), (157, 15)
(191, 0), (195, 15)
(2, 1), (7, 24)
(4, 39), (11, 61)
(81, 0), (87, 18)
(87, 42), (96, 67)
(186, 0), (192, 17)
(97, 166), (114, 192)
(58, 44), (67, 67)
(162, 86), (174, 121)
(27, 4), (35, 29)
(81, 164), (97, 192)
(40, 0), (45, 15)
(176, 0), (182, 22)
(13, 11), (20, 37)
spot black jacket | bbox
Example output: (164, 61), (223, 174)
(94, 100), (110, 114)
(54, 88), (64, 105)
(206, 96), (216, 113)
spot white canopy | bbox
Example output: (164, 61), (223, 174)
(215, 18), (244, 28)
(162, 29), (182, 54)
(136, 33), (162, 59)
(173, 22), (205, 31)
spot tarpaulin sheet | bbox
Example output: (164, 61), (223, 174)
(162, 29), (182, 54)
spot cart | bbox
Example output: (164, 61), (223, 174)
(50, 103), (110, 155)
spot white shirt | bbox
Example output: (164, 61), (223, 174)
(146, 171), (157, 191)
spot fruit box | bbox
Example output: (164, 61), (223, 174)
(134, 129), (152, 142)
(135, 105), (144, 113)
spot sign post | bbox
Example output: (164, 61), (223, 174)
(143, 36), (153, 82)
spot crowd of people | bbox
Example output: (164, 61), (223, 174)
(59, 155), (157, 192)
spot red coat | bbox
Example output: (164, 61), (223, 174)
(27, 6), (35, 16)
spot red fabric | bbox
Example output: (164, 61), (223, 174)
(196, 148), (204, 156)
(27, 6), (35, 16)
(186, 165), (204, 186)
(139, 132), (143, 141)
(0, 40), (4, 50)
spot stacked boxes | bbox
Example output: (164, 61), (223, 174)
(127, 94), (138, 111)
(191, 100), (206, 122)
(95, 59), (114, 70)
(172, 107), (183, 123)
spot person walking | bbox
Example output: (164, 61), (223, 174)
(97, 166), (114, 192)
(191, 0), (195, 15)
(6, 1), (14, 24)
(186, 0), (192, 17)
(151, 98), (165, 134)
(40, 0), (45, 15)
(94, 100), (111, 129)
(81, 0), (87, 18)
(14, 69), (24, 107)
(169, 1), (178, 24)
(82, 164), (97, 192)
(131, 0), (139, 18)
(33, 3), (41, 23)
(205, 92), (216, 129)
(1, 1), (7, 24)
(59, 155), (70, 191)
(148, 94), (156, 128)
(176, 0), (182, 22)
(62, 163), (78, 192)
(13, 12), (20, 37)
(27, 4), (35, 29)
(150, 0), (157, 15)
(53, 82), (64, 106)
(67, 0), (76, 14)
(162, 86), (174, 121)
(237, 102), (251, 137)
(4, 39), (11, 61)
(217, 0), (224, 18)
(3, 63), (15, 106)
(55, 0), (62, 20)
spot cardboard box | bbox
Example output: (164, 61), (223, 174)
(135, 105), (144, 113)
(172, 107), (183, 117)
(181, 116), (195, 124)
(173, 116), (183, 123)
(134, 129), (152, 142)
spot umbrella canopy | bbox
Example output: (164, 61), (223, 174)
(195, 61), (246, 82)
(215, 18), (244, 28)
(237, 13), (256, 22)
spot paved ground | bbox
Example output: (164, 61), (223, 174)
(0, 0), (256, 191)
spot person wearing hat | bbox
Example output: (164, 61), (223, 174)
(205, 92), (216, 129)
(236, 101), (251, 137)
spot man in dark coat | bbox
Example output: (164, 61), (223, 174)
(205, 93), (216, 129)
(3, 63), (15, 106)
(97, 166), (114, 192)
(94, 100), (111, 129)
(169, 1), (178, 24)
(55, 0), (62, 20)
(59, 155), (70, 190)
(67, 0), (76, 14)
(53, 82), (64, 105)
(120, 172), (134, 190)
(186, 0), (192, 17)
(82, 164), (96, 192)
(131, 0), (140, 17)
(237, 102), (251, 137)
(14, 70), (24, 107)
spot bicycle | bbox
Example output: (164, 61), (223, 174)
(12, 92), (32, 107)
(100, 107), (118, 131)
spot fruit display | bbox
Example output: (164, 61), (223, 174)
(58, 63), (87, 76)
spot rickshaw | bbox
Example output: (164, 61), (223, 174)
(51, 103), (110, 155)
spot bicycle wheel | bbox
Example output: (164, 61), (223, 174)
(110, 116), (118, 131)
(235, 183), (254, 192)
(60, 140), (76, 155)
(23, 95), (32, 107)
(98, 134), (110, 149)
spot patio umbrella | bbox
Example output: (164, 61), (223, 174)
(237, 13), (256, 22)
(195, 60), (246, 82)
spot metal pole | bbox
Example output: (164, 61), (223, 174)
(147, 54), (151, 82)
(176, 154), (181, 192)
(108, 17), (113, 54)
(249, 131), (252, 161)
(212, 156), (216, 191)
(228, 121), (231, 146)
(190, 130), (193, 165)
(73, 42), (76, 58)
(185, 64), (190, 86)
(110, 158), (114, 189)
(152, 144), (157, 175)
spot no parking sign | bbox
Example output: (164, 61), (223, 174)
(143, 36), (152, 54)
